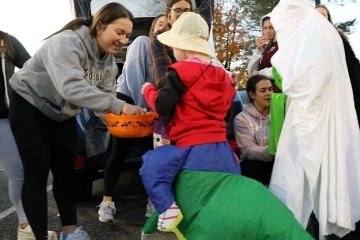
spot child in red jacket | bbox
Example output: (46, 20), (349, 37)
(140, 12), (240, 232)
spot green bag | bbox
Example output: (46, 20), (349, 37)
(268, 92), (287, 155)
(268, 68), (287, 155)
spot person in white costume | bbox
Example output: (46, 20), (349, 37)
(269, 0), (360, 239)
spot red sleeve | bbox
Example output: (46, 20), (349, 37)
(143, 84), (159, 113)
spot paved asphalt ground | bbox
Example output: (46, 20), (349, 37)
(2, 166), (360, 240)
(0, 168), (176, 240)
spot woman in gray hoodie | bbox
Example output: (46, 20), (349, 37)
(8, 3), (145, 240)
(234, 74), (274, 185)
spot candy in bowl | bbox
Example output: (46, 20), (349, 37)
(104, 112), (158, 138)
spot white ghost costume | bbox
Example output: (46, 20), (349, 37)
(269, 0), (360, 238)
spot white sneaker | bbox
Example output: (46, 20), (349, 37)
(17, 225), (35, 240)
(98, 201), (116, 222)
(59, 226), (90, 240)
(157, 202), (183, 231)
(17, 225), (58, 240)
(145, 199), (155, 217)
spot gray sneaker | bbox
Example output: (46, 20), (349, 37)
(17, 225), (58, 240)
(98, 202), (116, 222)
(59, 226), (90, 240)
(145, 199), (155, 218)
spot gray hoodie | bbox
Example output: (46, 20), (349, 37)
(10, 25), (124, 122)
(234, 103), (273, 162)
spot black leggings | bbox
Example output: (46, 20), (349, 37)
(103, 92), (153, 197)
(103, 136), (153, 196)
(9, 92), (77, 239)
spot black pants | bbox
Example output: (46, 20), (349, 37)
(103, 92), (153, 197)
(9, 92), (77, 239)
(240, 160), (274, 186)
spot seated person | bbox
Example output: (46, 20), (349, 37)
(234, 74), (274, 185)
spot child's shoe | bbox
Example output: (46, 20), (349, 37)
(59, 226), (90, 240)
(97, 201), (116, 222)
(157, 202), (183, 231)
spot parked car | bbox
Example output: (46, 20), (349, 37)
(237, 89), (250, 107)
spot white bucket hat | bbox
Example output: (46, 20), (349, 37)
(157, 12), (213, 57)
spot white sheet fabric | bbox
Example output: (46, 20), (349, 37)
(269, 0), (360, 238)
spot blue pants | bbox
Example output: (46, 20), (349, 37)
(140, 142), (240, 213)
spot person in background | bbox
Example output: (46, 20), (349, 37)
(0, 31), (57, 240)
(316, 4), (360, 126)
(141, 12), (240, 232)
(8, 3), (146, 240)
(97, 14), (166, 223)
(269, 0), (360, 238)
(247, 14), (280, 92)
(149, 0), (192, 88)
(234, 74), (274, 186)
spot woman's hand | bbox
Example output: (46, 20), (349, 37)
(121, 103), (147, 115)
(255, 35), (269, 51)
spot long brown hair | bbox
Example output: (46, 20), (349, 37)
(315, 4), (349, 42)
(45, 2), (134, 40)
(0, 31), (14, 57)
(315, 5), (333, 23)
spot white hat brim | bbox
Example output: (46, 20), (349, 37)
(158, 30), (214, 57)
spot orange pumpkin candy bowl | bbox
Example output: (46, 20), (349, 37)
(104, 112), (159, 138)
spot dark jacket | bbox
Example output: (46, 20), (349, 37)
(0, 31), (30, 118)
(341, 34), (360, 127)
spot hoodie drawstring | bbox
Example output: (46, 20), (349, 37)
(0, 39), (9, 107)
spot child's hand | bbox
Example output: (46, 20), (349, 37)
(141, 82), (151, 95)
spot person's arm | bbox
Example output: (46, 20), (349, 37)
(234, 113), (273, 161)
(143, 70), (186, 121)
(41, 38), (125, 115)
(258, 67), (274, 79)
(116, 36), (152, 108)
(247, 49), (262, 76)
(148, 31), (174, 88)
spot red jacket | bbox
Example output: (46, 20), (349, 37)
(144, 60), (235, 146)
